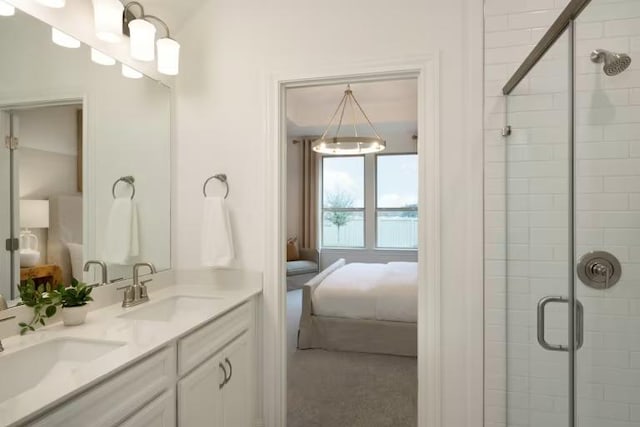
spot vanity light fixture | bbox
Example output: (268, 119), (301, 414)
(91, 48), (116, 66)
(0, 0), (14, 16)
(123, 1), (181, 75)
(122, 64), (143, 79)
(51, 28), (80, 48)
(312, 84), (386, 155)
(91, 0), (124, 43)
(36, 0), (65, 8)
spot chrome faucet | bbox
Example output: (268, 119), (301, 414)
(83, 260), (108, 285)
(120, 262), (156, 308)
(0, 315), (16, 352)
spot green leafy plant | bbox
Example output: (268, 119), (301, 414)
(57, 278), (93, 308)
(17, 278), (93, 334)
(17, 279), (61, 335)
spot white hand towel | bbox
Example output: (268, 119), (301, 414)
(201, 196), (235, 268)
(103, 196), (139, 264)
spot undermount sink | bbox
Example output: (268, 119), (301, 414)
(0, 338), (125, 404)
(118, 296), (222, 322)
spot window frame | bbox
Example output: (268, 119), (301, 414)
(320, 155), (366, 249)
(374, 152), (419, 250)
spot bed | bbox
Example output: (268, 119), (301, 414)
(297, 259), (418, 357)
(47, 195), (83, 284)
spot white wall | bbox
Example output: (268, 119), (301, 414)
(285, 137), (302, 241)
(174, 0), (483, 425)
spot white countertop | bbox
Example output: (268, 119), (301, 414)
(0, 279), (261, 426)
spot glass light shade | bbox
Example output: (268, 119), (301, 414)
(128, 19), (156, 61)
(156, 38), (180, 75)
(312, 137), (386, 155)
(51, 28), (80, 48)
(0, 1), (15, 16)
(122, 64), (143, 79)
(20, 200), (50, 229)
(92, 0), (123, 43)
(36, 0), (65, 8)
(91, 48), (115, 66)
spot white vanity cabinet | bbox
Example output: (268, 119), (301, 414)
(176, 300), (255, 427)
(178, 332), (251, 427)
(19, 298), (257, 427)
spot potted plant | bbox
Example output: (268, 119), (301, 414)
(17, 279), (61, 334)
(57, 279), (93, 326)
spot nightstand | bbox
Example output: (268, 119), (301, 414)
(20, 264), (63, 287)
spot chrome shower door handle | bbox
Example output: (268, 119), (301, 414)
(537, 296), (569, 352)
(576, 299), (584, 350)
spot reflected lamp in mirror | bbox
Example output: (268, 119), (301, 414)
(0, 1), (15, 16)
(51, 28), (80, 49)
(19, 200), (50, 268)
(36, 0), (65, 8)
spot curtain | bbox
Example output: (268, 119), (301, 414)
(300, 138), (319, 249)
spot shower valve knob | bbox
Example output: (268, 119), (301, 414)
(577, 251), (621, 290)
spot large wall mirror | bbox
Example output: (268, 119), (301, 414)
(0, 9), (171, 302)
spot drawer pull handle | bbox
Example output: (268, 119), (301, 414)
(224, 358), (233, 385)
(219, 362), (228, 389)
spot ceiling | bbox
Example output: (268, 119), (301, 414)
(286, 79), (418, 136)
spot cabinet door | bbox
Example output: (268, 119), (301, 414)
(222, 332), (252, 427)
(119, 390), (176, 427)
(178, 353), (225, 427)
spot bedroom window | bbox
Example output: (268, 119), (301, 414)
(376, 154), (418, 249)
(321, 156), (365, 248)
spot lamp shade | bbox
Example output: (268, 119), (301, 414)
(51, 28), (80, 48)
(36, 0), (65, 8)
(20, 200), (50, 229)
(91, 48), (116, 66)
(122, 64), (143, 79)
(156, 38), (180, 75)
(0, 1), (15, 16)
(92, 0), (123, 43)
(128, 19), (156, 61)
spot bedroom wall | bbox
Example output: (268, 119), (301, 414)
(17, 105), (80, 263)
(286, 137), (302, 241)
(174, 0), (484, 425)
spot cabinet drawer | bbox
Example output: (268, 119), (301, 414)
(119, 389), (176, 427)
(178, 301), (252, 376)
(29, 346), (176, 427)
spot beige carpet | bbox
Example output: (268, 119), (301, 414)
(287, 290), (417, 427)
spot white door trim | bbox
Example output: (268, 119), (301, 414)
(263, 54), (441, 427)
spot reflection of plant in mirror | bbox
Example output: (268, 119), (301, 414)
(17, 279), (61, 335)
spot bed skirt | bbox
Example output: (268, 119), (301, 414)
(297, 265), (417, 357)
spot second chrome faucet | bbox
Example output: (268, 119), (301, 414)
(120, 262), (157, 308)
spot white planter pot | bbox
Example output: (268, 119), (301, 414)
(62, 304), (89, 326)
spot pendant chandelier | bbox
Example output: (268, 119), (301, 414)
(312, 84), (386, 155)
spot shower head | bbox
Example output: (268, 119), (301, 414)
(591, 49), (632, 76)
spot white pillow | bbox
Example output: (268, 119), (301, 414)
(66, 242), (84, 282)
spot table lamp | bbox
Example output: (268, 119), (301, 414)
(19, 200), (50, 267)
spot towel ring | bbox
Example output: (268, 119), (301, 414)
(203, 174), (229, 199)
(112, 176), (136, 200)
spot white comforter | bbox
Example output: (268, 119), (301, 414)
(312, 262), (418, 323)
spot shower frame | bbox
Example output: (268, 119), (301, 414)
(501, 0), (593, 425)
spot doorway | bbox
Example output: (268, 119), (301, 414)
(263, 57), (441, 427)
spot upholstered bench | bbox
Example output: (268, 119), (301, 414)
(286, 248), (319, 291)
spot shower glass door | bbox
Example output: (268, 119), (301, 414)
(574, 1), (640, 425)
(504, 29), (573, 427)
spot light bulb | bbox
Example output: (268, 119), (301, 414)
(91, 48), (115, 66)
(36, 0), (65, 8)
(0, 1), (15, 16)
(128, 19), (156, 61)
(92, 0), (123, 43)
(156, 38), (180, 75)
(51, 28), (80, 48)
(122, 64), (143, 79)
